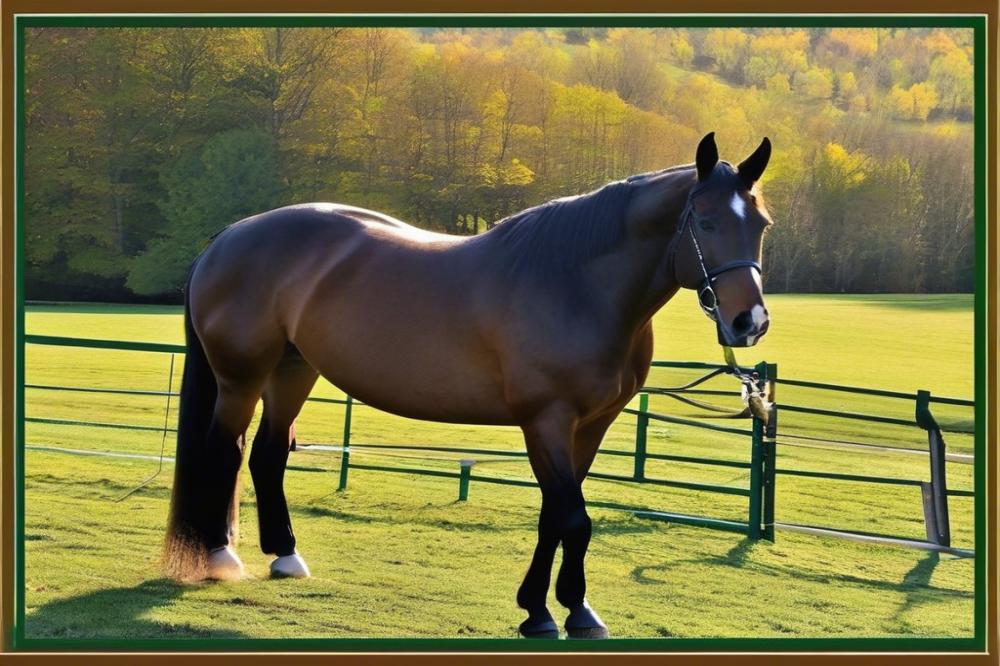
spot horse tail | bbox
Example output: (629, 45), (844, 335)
(162, 265), (221, 581)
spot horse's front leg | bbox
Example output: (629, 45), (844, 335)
(556, 411), (620, 638)
(516, 404), (608, 639)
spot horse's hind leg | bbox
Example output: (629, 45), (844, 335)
(202, 381), (268, 580)
(249, 350), (318, 578)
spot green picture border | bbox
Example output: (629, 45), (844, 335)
(11, 12), (989, 653)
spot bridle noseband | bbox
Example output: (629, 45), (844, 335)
(672, 182), (762, 322)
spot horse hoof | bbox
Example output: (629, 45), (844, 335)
(270, 552), (311, 578)
(565, 601), (609, 640)
(519, 609), (560, 639)
(206, 546), (244, 581)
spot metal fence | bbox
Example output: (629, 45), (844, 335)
(24, 334), (975, 555)
(768, 374), (974, 554)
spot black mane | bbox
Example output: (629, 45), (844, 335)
(625, 162), (696, 184)
(481, 179), (635, 281)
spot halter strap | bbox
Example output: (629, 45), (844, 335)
(670, 179), (762, 322)
(706, 259), (761, 280)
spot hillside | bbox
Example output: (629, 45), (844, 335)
(23, 26), (975, 299)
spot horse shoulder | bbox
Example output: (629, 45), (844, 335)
(496, 309), (652, 422)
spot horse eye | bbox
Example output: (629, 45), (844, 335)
(698, 218), (716, 232)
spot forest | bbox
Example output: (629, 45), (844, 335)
(23, 26), (976, 301)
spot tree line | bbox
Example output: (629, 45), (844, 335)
(23, 26), (975, 301)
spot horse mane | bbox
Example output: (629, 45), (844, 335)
(481, 178), (636, 281)
(624, 162), (696, 184)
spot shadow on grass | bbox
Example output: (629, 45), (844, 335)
(28, 472), (173, 502)
(26, 578), (249, 641)
(890, 552), (944, 628)
(629, 537), (969, 604)
(723, 537), (758, 567)
(294, 502), (524, 533)
(630, 537), (759, 585)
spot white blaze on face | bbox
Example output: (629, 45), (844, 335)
(730, 192), (746, 220)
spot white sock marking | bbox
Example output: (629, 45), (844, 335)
(206, 546), (244, 581)
(271, 552), (311, 578)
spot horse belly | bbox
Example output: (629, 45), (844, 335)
(289, 258), (513, 425)
(299, 337), (514, 425)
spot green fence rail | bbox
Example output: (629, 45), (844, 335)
(24, 334), (975, 553)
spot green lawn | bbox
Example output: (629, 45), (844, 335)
(20, 294), (977, 644)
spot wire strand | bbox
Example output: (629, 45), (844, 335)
(114, 353), (175, 502)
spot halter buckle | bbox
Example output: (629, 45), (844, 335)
(698, 283), (719, 320)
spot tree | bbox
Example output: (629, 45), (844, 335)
(835, 71), (857, 107)
(127, 129), (282, 295)
(21, 26), (977, 300)
(813, 142), (870, 291)
(929, 48), (973, 118)
(888, 82), (938, 121)
(743, 29), (809, 87)
(24, 28), (169, 297)
(795, 67), (834, 100)
(571, 29), (666, 109)
(702, 28), (748, 83)
(826, 28), (878, 61)
(657, 28), (694, 68)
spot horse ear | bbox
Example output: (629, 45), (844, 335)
(695, 132), (719, 182)
(737, 137), (772, 188)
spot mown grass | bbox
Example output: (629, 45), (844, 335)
(21, 294), (976, 642)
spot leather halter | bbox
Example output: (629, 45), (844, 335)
(672, 180), (762, 322)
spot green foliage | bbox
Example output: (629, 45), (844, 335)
(127, 129), (281, 295)
(23, 26), (976, 300)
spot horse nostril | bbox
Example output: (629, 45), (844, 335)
(758, 318), (770, 336)
(732, 311), (754, 335)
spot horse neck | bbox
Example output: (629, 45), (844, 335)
(599, 168), (697, 329)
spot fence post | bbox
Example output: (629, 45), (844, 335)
(458, 459), (474, 501)
(762, 362), (778, 542)
(633, 392), (649, 481)
(747, 362), (767, 540)
(916, 390), (950, 547)
(337, 395), (353, 491)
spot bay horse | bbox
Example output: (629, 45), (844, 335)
(163, 132), (773, 639)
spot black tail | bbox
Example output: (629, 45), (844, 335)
(162, 277), (226, 581)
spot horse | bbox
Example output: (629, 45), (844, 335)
(163, 132), (773, 639)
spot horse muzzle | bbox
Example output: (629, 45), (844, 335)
(717, 305), (770, 347)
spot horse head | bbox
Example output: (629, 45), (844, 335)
(673, 132), (773, 347)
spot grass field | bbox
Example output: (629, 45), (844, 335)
(21, 294), (977, 644)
